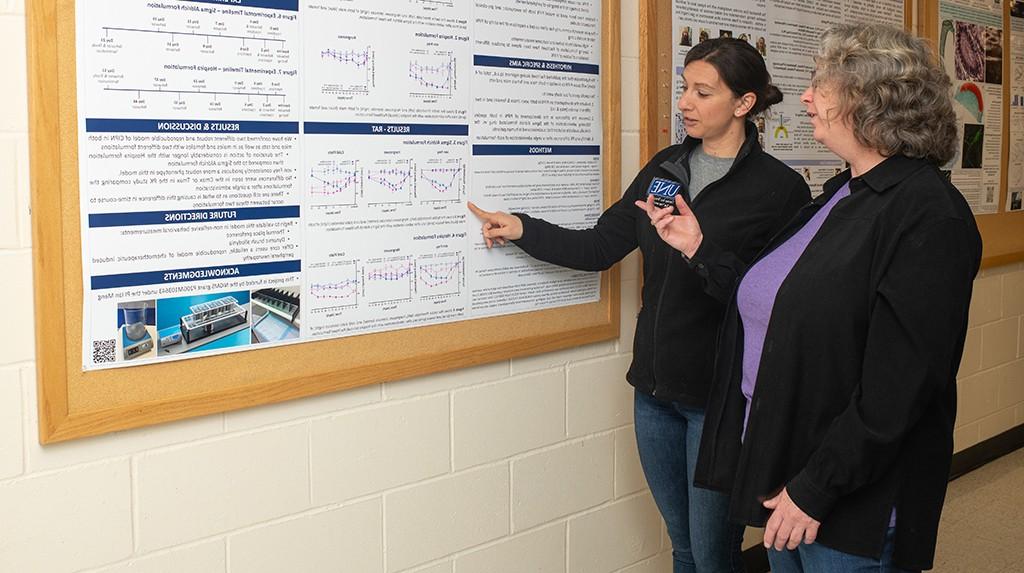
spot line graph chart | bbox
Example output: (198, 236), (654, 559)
(409, 50), (457, 98)
(364, 257), (414, 305)
(365, 162), (414, 205)
(416, 253), (464, 299)
(417, 159), (465, 203)
(309, 160), (360, 207)
(307, 261), (360, 313)
(320, 45), (375, 95)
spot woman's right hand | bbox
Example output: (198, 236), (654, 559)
(634, 194), (704, 258)
(467, 201), (524, 248)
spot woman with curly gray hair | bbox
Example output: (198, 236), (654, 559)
(638, 23), (982, 572)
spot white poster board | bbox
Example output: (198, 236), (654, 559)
(76, 0), (603, 370)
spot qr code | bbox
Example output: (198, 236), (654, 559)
(93, 339), (116, 364)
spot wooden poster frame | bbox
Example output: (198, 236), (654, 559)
(27, 0), (622, 443)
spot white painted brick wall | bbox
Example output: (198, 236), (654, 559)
(2, 0), (1022, 570)
(0, 13), (27, 134)
(510, 341), (617, 376)
(22, 367), (225, 473)
(227, 500), (383, 573)
(14, 132), (30, 247)
(969, 274), (1003, 326)
(407, 563), (451, 573)
(566, 354), (635, 436)
(0, 367), (23, 479)
(310, 395), (449, 504)
(223, 383), (380, 433)
(614, 426), (647, 497)
(0, 461), (133, 573)
(453, 371), (566, 469)
(956, 263), (1024, 449)
(0, 250), (34, 365)
(511, 434), (615, 531)
(385, 465), (510, 572)
(0, 136), (20, 248)
(134, 426), (310, 551)
(567, 494), (664, 573)
(619, 553), (674, 573)
(85, 542), (225, 573)
(455, 523), (566, 573)
(383, 361), (508, 400)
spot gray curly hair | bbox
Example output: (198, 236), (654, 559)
(813, 23), (958, 164)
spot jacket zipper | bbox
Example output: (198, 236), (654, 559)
(648, 132), (755, 397)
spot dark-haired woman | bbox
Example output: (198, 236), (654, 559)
(469, 38), (810, 573)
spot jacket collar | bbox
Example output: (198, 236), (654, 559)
(659, 121), (761, 185)
(822, 155), (930, 199)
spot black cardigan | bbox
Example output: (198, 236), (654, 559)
(693, 156), (982, 570)
(513, 122), (810, 407)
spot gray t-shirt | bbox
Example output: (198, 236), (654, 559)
(688, 144), (735, 200)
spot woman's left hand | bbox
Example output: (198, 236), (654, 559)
(633, 194), (704, 258)
(762, 487), (821, 550)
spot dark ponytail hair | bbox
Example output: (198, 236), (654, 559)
(684, 38), (782, 115)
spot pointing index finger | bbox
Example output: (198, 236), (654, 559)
(467, 201), (489, 219)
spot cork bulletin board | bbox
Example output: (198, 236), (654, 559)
(27, 0), (622, 443)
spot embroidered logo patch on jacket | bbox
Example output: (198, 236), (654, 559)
(646, 177), (682, 209)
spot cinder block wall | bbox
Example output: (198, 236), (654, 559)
(1, 0), (1021, 571)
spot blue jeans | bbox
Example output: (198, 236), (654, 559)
(634, 391), (746, 573)
(767, 527), (919, 573)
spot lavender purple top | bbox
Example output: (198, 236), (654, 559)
(737, 182), (851, 436)
(734, 180), (894, 526)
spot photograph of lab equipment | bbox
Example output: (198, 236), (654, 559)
(179, 296), (249, 343)
(251, 287), (301, 344)
(117, 300), (156, 361)
(155, 291), (252, 356)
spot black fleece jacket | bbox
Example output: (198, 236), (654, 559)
(513, 122), (810, 407)
(694, 156), (982, 570)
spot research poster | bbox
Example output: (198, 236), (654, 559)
(671, 0), (903, 194)
(939, 0), (1003, 214)
(1008, 0), (1024, 212)
(77, 0), (602, 370)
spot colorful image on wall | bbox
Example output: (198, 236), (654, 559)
(679, 26), (692, 47)
(772, 113), (790, 139)
(983, 27), (1002, 85)
(1011, 191), (1022, 211)
(961, 123), (985, 169)
(155, 291), (251, 356)
(754, 115), (766, 147)
(940, 20), (954, 60)
(251, 287), (301, 344)
(955, 21), (986, 82)
(116, 300), (156, 361)
(955, 82), (984, 122)
(1012, 0), (1024, 18)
